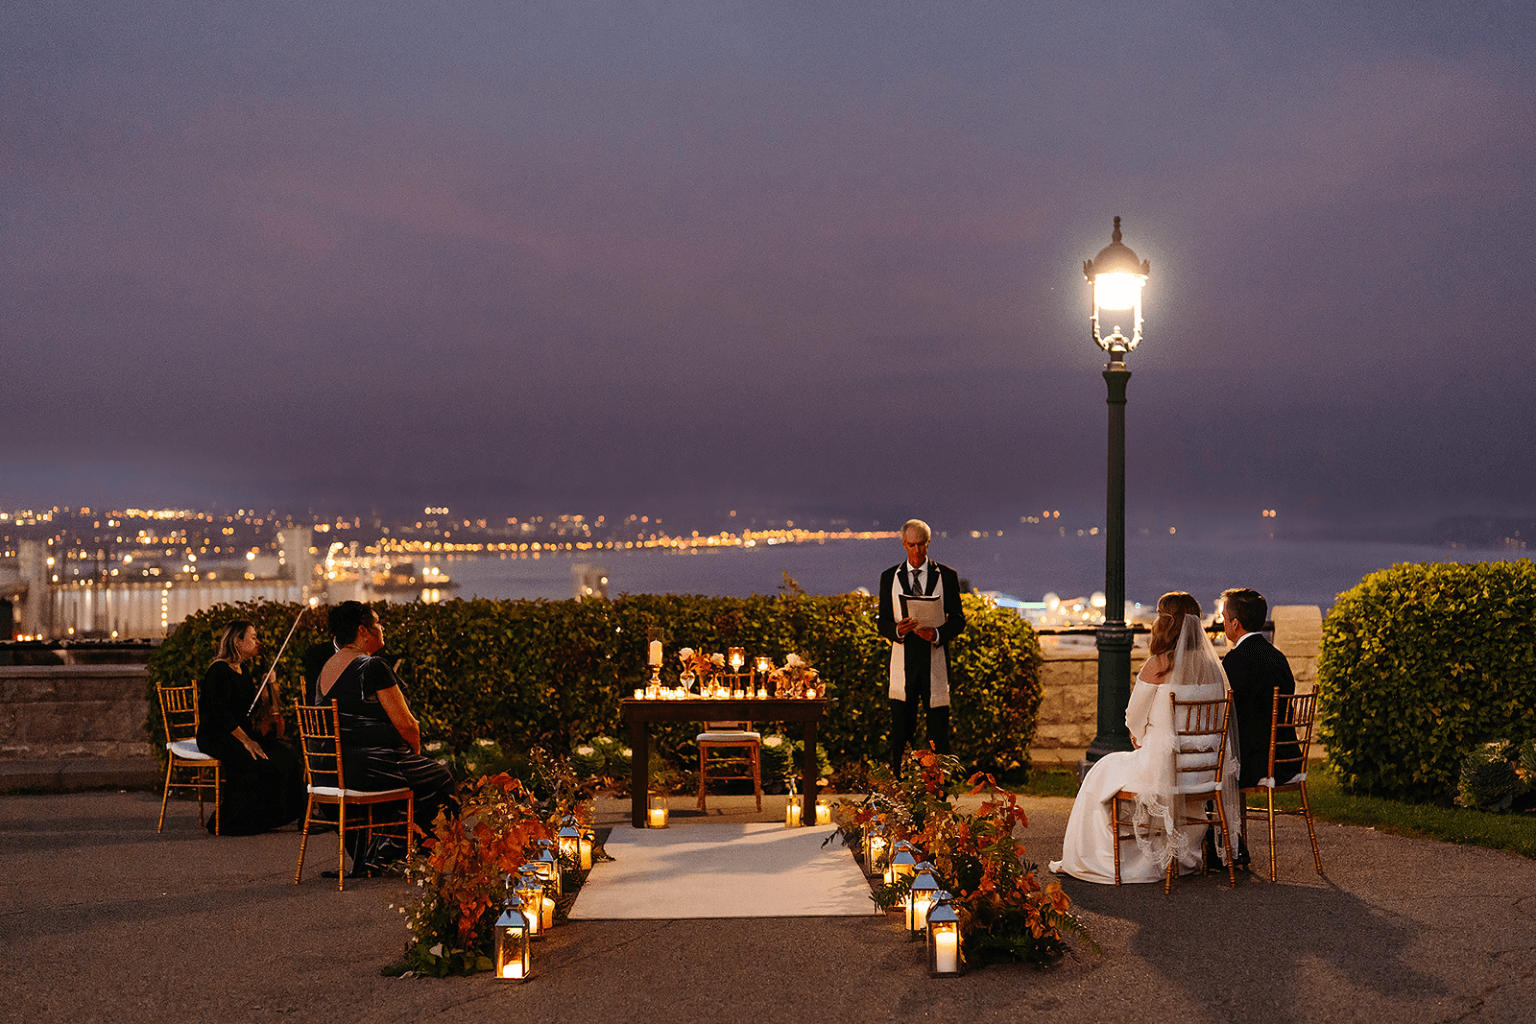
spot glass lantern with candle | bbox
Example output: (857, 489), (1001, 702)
(864, 821), (890, 875)
(557, 817), (580, 865)
(648, 794), (669, 828)
(495, 895), (532, 981)
(886, 841), (919, 886)
(927, 895), (963, 976)
(578, 825), (595, 871)
(534, 842), (562, 898)
(513, 869), (544, 940)
(906, 864), (941, 933)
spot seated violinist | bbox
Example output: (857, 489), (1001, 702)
(313, 601), (456, 876)
(196, 620), (305, 835)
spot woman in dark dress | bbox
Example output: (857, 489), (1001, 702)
(196, 620), (305, 835)
(313, 601), (456, 874)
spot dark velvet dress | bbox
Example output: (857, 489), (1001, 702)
(196, 661), (305, 835)
(313, 655), (456, 849)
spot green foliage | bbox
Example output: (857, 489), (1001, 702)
(146, 591), (1043, 777)
(1318, 560), (1536, 804)
(1457, 739), (1536, 813)
(1263, 760), (1536, 858)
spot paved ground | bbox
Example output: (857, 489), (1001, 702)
(2, 786), (1533, 1024)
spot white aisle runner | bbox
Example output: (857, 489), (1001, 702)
(570, 822), (878, 919)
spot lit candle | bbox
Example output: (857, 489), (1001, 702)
(648, 640), (662, 666)
(815, 802), (831, 826)
(648, 807), (667, 828)
(756, 687), (768, 699)
(634, 688), (645, 699)
(805, 687), (817, 699)
(502, 963), (524, 979)
(541, 896), (555, 930)
(935, 931), (959, 974)
(578, 836), (593, 871)
(523, 905), (541, 937)
(785, 802), (802, 827)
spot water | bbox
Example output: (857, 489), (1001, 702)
(419, 532), (1523, 612)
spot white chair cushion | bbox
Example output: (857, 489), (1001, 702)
(167, 740), (214, 760)
(697, 731), (761, 743)
(307, 785), (413, 799)
(1256, 772), (1306, 788)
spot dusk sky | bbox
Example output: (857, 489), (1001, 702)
(5, 2), (1534, 532)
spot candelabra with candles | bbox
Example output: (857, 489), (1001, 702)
(645, 635), (663, 697)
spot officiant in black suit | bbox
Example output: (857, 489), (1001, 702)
(1220, 587), (1300, 790)
(877, 519), (966, 776)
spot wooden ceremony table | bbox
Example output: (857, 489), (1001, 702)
(620, 697), (828, 828)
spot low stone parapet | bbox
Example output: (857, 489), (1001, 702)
(1029, 606), (1323, 766)
(1, 665), (152, 760)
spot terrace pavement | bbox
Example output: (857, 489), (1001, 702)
(2, 787), (1532, 1024)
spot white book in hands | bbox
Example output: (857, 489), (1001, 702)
(900, 594), (946, 630)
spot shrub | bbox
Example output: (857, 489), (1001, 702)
(1318, 560), (1536, 804)
(1456, 739), (1536, 813)
(146, 591), (1043, 777)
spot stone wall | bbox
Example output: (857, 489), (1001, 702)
(1029, 605), (1323, 766)
(0, 665), (152, 760)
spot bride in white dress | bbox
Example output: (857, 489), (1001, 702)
(1050, 593), (1241, 884)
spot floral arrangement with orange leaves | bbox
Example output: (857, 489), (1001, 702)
(677, 647), (726, 682)
(389, 759), (597, 978)
(831, 749), (1097, 968)
(768, 652), (820, 697)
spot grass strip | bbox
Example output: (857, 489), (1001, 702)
(1016, 763), (1536, 859)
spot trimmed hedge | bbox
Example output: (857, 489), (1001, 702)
(146, 591), (1043, 775)
(1319, 559), (1536, 804)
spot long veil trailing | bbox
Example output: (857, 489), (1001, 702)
(1129, 613), (1243, 869)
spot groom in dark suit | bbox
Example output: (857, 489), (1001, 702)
(1220, 587), (1300, 790)
(878, 519), (966, 777)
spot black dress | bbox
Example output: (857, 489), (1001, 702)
(196, 661), (305, 835)
(314, 655), (456, 850)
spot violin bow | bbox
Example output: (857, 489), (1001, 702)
(247, 606), (306, 716)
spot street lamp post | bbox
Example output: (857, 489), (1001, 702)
(1082, 216), (1149, 766)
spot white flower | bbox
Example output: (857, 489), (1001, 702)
(678, 647), (695, 662)
(762, 735), (784, 748)
(429, 943), (443, 957)
(785, 653), (805, 668)
(466, 761), (478, 771)
(424, 741), (443, 752)
(621, 748), (632, 758)
(576, 745), (595, 756)
(476, 738), (496, 748)
(709, 652), (725, 666)
(595, 735), (612, 744)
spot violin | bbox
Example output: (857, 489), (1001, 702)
(251, 669), (286, 739)
(248, 607), (306, 740)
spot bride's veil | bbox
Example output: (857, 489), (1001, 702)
(1132, 613), (1243, 868)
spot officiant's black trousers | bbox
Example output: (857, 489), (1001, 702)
(889, 683), (950, 777)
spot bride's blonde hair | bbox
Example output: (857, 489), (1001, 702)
(1148, 592), (1201, 656)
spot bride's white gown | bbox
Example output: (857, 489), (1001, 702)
(1049, 626), (1237, 884)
